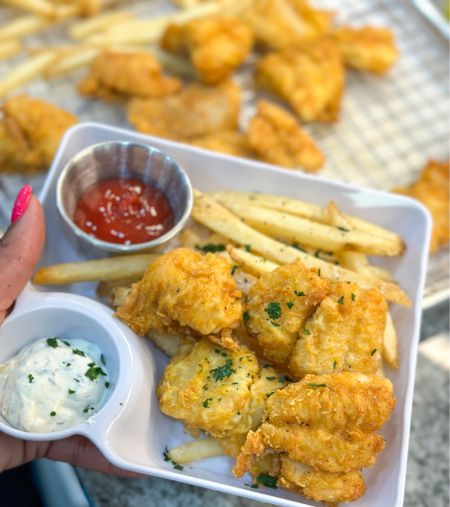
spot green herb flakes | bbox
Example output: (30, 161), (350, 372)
(371, 348), (378, 356)
(256, 473), (278, 489)
(50, 411), (56, 417)
(210, 359), (234, 381)
(333, 360), (337, 370)
(72, 348), (85, 357)
(265, 302), (282, 320)
(307, 383), (326, 388)
(266, 376), (277, 381)
(294, 290), (305, 297)
(244, 244), (252, 252)
(351, 293), (356, 301)
(337, 226), (350, 232)
(46, 338), (58, 348)
(196, 243), (225, 253)
(68, 389), (75, 395)
(28, 374), (34, 384)
(203, 398), (213, 408)
(85, 366), (107, 381)
(337, 296), (345, 305)
(303, 328), (311, 335)
(243, 310), (250, 321)
(286, 301), (294, 309)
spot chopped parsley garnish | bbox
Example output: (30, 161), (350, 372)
(195, 243), (226, 253)
(266, 376), (277, 381)
(351, 293), (356, 302)
(62, 340), (70, 346)
(85, 365), (107, 381)
(333, 360), (337, 370)
(50, 411), (56, 417)
(163, 446), (184, 471)
(294, 290), (305, 297)
(314, 249), (333, 259)
(291, 242), (306, 252)
(46, 338), (58, 348)
(286, 301), (294, 309)
(28, 374), (34, 383)
(202, 398), (213, 408)
(65, 362), (71, 367)
(87, 362), (95, 367)
(265, 302), (282, 320)
(307, 383), (326, 388)
(318, 268), (321, 277)
(243, 311), (250, 321)
(280, 375), (292, 383)
(83, 407), (90, 413)
(303, 328), (311, 335)
(101, 354), (106, 365)
(105, 382), (110, 388)
(265, 391), (275, 398)
(371, 348), (378, 356)
(231, 265), (240, 275)
(72, 348), (85, 357)
(244, 244), (252, 252)
(68, 389), (76, 395)
(270, 321), (281, 327)
(256, 473), (278, 489)
(337, 296), (345, 305)
(337, 226), (350, 232)
(210, 359), (234, 381)
(74, 378), (80, 383)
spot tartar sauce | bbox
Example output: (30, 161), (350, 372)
(0, 337), (110, 433)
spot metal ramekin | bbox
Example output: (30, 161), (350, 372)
(56, 141), (193, 253)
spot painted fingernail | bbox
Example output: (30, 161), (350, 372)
(11, 185), (32, 224)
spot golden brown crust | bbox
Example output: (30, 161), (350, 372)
(192, 130), (255, 158)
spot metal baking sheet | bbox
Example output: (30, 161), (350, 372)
(0, 0), (448, 307)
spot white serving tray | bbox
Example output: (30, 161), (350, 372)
(11, 123), (433, 507)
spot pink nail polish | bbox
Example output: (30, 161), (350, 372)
(11, 185), (32, 224)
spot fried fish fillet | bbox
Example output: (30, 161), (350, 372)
(158, 338), (285, 456)
(246, 100), (324, 171)
(234, 372), (395, 503)
(0, 95), (77, 174)
(78, 51), (181, 101)
(394, 160), (449, 253)
(332, 26), (398, 74)
(256, 38), (344, 122)
(289, 281), (387, 379)
(116, 248), (243, 350)
(244, 262), (329, 365)
(192, 130), (255, 158)
(127, 81), (241, 140)
(161, 16), (254, 84)
(240, 0), (333, 50)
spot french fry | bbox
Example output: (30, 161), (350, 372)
(3, 0), (56, 18)
(45, 45), (100, 77)
(193, 191), (411, 306)
(382, 312), (398, 369)
(227, 246), (279, 276)
(0, 51), (57, 98)
(0, 15), (50, 41)
(33, 254), (157, 285)
(0, 40), (22, 60)
(220, 202), (402, 256)
(208, 191), (404, 248)
(69, 10), (133, 39)
(168, 438), (224, 464)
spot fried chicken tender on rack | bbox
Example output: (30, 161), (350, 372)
(394, 160), (449, 253)
(127, 81), (241, 140)
(289, 281), (387, 378)
(256, 38), (344, 122)
(332, 26), (398, 74)
(233, 372), (396, 504)
(240, 0), (333, 50)
(161, 16), (254, 85)
(245, 262), (329, 366)
(116, 248), (243, 350)
(0, 95), (77, 174)
(192, 130), (255, 158)
(158, 338), (285, 456)
(78, 51), (181, 101)
(247, 100), (324, 171)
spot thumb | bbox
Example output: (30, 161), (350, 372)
(0, 191), (45, 324)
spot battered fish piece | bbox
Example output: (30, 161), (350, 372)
(394, 160), (449, 253)
(127, 81), (241, 140)
(245, 262), (329, 365)
(161, 16), (254, 84)
(78, 51), (181, 101)
(246, 100), (324, 171)
(192, 130), (255, 158)
(0, 95), (77, 174)
(289, 282), (387, 379)
(332, 26), (398, 74)
(234, 372), (396, 504)
(241, 0), (333, 50)
(116, 248), (243, 350)
(158, 339), (285, 456)
(256, 38), (344, 122)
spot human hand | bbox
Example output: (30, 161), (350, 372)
(0, 186), (135, 476)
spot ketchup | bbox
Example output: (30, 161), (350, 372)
(73, 178), (174, 245)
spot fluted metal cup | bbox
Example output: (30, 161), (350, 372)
(56, 141), (193, 253)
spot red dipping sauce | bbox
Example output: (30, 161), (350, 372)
(73, 178), (174, 245)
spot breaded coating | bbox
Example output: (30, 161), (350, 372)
(116, 248), (243, 350)
(256, 38), (344, 122)
(332, 26), (398, 74)
(0, 95), (77, 174)
(78, 51), (181, 101)
(234, 372), (395, 503)
(289, 282), (387, 378)
(241, 0), (333, 50)
(157, 339), (285, 456)
(127, 81), (241, 140)
(394, 160), (449, 253)
(161, 16), (254, 85)
(246, 100), (324, 171)
(245, 263), (329, 365)
(192, 130), (255, 158)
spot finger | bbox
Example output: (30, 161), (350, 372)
(0, 195), (45, 324)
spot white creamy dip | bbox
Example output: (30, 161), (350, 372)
(0, 337), (110, 433)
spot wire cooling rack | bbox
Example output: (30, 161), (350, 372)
(0, 0), (448, 307)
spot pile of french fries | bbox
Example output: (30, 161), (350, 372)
(0, 0), (248, 98)
(33, 190), (408, 373)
